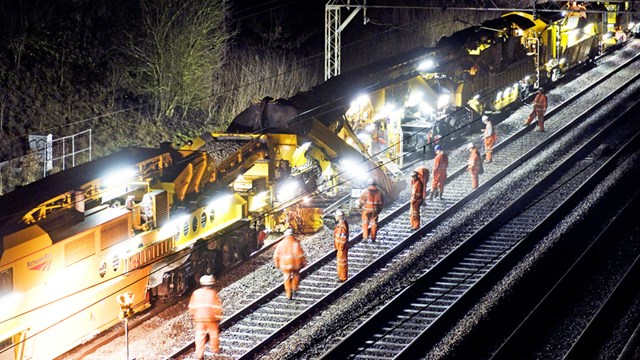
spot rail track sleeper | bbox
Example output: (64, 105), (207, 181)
(440, 276), (469, 282)
(298, 279), (335, 288)
(396, 314), (438, 321)
(446, 270), (486, 277)
(467, 248), (498, 255)
(465, 254), (494, 261)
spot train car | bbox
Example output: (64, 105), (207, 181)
(0, 131), (345, 359)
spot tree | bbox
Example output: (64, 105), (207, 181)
(124, 0), (231, 121)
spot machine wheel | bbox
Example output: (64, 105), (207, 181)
(222, 242), (241, 269)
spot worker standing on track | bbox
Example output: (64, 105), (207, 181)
(188, 275), (223, 360)
(524, 88), (548, 132)
(415, 166), (430, 199)
(430, 145), (449, 200)
(334, 210), (349, 282)
(359, 178), (384, 242)
(273, 228), (307, 300)
(482, 115), (498, 162)
(467, 143), (483, 190)
(409, 171), (424, 230)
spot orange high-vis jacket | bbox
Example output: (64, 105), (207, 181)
(334, 220), (349, 252)
(415, 166), (430, 198)
(468, 148), (482, 171)
(411, 178), (424, 203)
(359, 185), (384, 213)
(188, 287), (223, 323)
(273, 235), (307, 271)
(533, 92), (547, 112)
(432, 153), (449, 181)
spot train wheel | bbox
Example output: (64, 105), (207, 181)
(174, 270), (187, 296)
(222, 242), (241, 269)
(240, 244), (253, 260)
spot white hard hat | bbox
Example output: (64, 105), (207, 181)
(367, 178), (376, 185)
(284, 228), (294, 236)
(335, 209), (344, 217)
(467, 143), (475, 149)
(200, 275), (215, 286)
(482, 115), (489, 122)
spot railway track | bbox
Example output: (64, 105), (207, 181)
(487, 192), (640, 360)
(319, 83), (640, 359)
(164, 43), (640, 360)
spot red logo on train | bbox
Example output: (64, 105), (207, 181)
(27, 253), (52, 271)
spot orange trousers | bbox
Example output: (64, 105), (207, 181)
(336, 249), (348, 281)
(470, 169), (479, 189)
(431, 172), (446, 194)
(282, 270), (301, 299)
(484, 136), (496, 162)
(195, 321), (220, 359)
(410, 201), (421, 229)
(525, 110), (545, 131)
(361, 210), (379, 241)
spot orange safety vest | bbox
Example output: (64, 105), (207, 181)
(359, 185), (384, 213)
(188, 287), (223, 323)
(273, 235), (307, 271)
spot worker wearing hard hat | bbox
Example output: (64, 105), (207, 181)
(430, 145), (449, 200)
(358, 178), (384, 242)
(482, 115), (498, 163)
(467, 143), (483, 190)
(188, 275), (223, 359)
(273, 228), (307, 299)
(333, 210), (350, 282)
(409, 171), (425, 230)
(524, 88), (548, 132)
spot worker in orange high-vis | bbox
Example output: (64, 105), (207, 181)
(273, 228), (307, 300)
(409, 171), (424, 230)
(467, 143), (483, 190)
(524, 88), (548, 132)
(482, 115), (498, 162)
(415, 166), (430, 199)
(188, 275), (223, 360)
(430, 145), (449, 200)
(333, 210), (349, 282)
(359, 178), (384, 242)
